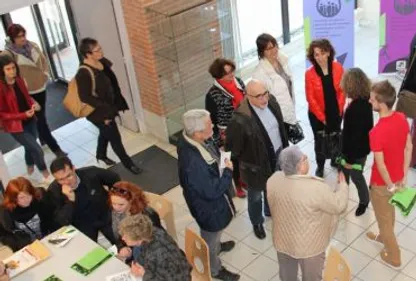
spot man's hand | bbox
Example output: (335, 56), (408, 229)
(224, 158), (233, 171)
(344, 163), (352, 170)
(338, 171), (346, 184)
(62, 185), (75, 202)
(118, 247), (132, 259)
(104, 119), (112, 125)
(131, 262), (145, 277)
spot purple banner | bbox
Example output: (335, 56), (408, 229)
(379, 1), (416, 73)
(304, 0), (354, 68)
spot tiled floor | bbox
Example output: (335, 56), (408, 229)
(2, 17), (416, 281)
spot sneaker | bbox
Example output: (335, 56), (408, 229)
(235, 187), (246, 198)
(366, 231), (383, 245)
(220, 241), (235, 253)
(213, 266), (240, 281)
(380, 249), (401, 268)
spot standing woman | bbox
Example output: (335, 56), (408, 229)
(305, 39), (346, 177)
(253, 33), (303, 143)
(205, 58), (246, 198)
(4, 24), (66, 157)
(75, 38), (141, 174)
(0, 56), (53, 184)
(340, 68), (373, 216)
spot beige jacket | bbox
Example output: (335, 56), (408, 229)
(3, 41), (49, 94)
(267, 172), (349, 259)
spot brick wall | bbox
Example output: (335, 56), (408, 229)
(121, 0), (224, 119)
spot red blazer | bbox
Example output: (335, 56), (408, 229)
(0, 77), (34, 133)
(305, 61), (346, 123)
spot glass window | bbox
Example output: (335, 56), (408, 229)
(10, 6), (43, 51)
(0, 23), (6, 51)
(289, 0), (304, 36)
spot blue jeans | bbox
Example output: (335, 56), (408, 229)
(11, 119), (47, 171)
(247, 188), (270, 226)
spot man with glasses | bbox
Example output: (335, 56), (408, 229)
(226, 80), (288, 239)
(47, 156), (120, 244)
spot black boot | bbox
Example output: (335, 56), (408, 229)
(213, 266), (240, 281)
(315, 167), (324, 178)
(220, 241), (235, 253)
(253, 224), (266, 239)
(96, 156), (116, 166)
(127, 164), (142, 175)
(355, 203), (368, 217)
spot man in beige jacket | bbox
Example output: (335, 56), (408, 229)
(267, 146), (349, 281)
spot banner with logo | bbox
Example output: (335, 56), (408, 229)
(303, 0), (355, 68)
(379, 1), (416, 73)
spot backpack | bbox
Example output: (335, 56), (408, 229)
(63, 65), (96, 118)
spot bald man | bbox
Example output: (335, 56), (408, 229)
(226, 80), (288, 239)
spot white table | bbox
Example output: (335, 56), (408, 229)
(11, 228), (132, 281)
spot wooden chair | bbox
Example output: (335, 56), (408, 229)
(144, 191), (178, 241)
(0, 245), (13, 260)
(323, 247), (352, 281)
(185, 228), (212, 281)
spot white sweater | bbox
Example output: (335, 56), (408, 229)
(252, 52), (297, 125)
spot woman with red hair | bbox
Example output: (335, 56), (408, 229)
(0, 177), (56, 251)
(108, 181), (161, 262)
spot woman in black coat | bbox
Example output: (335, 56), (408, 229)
(0, 177), (57, 251)
(340, 68), (373, 217)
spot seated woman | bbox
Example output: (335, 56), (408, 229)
(109, 181), (161, 261)
(119, 214), (191, 281)
(0, 177), (57, 251)
(267, 146), (349, 281)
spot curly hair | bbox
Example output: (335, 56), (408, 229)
(306, 39), (336, 65)
(3, 177), (42, 211)
(208, 58), (236, 79)
(108, 181), (149, 215)
(341, 68), (371, 99)
(119, 213), (153, 241)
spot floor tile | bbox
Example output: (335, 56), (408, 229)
(329, 238), (348, 253)
(264, 246), (278, 262)
(238, 273), (256, 281)
(402, 256), (416, 278)
(350, 232), (383, 258)
(242, 255), (278, 281)
(358, 260), (398, 281)
(344, 206), (376, 229)
(163, 186), (187, 206)
(375, 247), (415, 271)
(221, 242), (260, 270)
(341, 247), (372, 276)
(392, 273), (416, 281)
(242, 229), (273, 253)
(333, 219), (365, 245)
(398, 228), (416, 253)
(224, 215), (253, 241)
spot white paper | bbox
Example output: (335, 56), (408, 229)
(220, 151), (231, 169)
(4, 248), (39, 278)
(107, 245), (118, 256)
(106, 270), (142, 281)
(47, 226), (78, 247)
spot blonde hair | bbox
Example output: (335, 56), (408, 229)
(119, 213), (153, 241)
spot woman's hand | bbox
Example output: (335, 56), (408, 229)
(131, 262), (145, 277)
(118, 247), (132, 259)
(25, 108), (35, 118)
(104, 119), (112, 126)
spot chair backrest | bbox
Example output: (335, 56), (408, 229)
(323, 247), (352, 281)
(185, 227), (212, 281)
(144, 191), (178, 241)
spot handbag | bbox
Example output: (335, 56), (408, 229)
(397, 51), (416, 118)
(284, 122), (305, 144)
(63, 65), (96, 118)
(315, 131), (342, 160)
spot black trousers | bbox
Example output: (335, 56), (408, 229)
(92, 119), (134, 168)
(32, 90), (61, 152)
(342, 157), (370, 206)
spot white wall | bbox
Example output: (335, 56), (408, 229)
(358, 0), (380, 24)
(0, 0), (41, 14)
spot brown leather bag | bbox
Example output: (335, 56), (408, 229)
(396, 90), (416, 119)
(63, 65), (96, 118)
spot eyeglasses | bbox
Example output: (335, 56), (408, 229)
(110, 186), (130, 196)
(247, 90), (270, 99)
(265, 44), (278, 51)
(92, 47), (102, 53)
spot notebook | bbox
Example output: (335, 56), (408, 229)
(71, 247), (112, 276)
(389, 187), (416, 217)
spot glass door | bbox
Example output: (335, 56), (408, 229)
(9, 6), (44, 51)
(0, 22), (6, 50)
(37, 0), (79, 81)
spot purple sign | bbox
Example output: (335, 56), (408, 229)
(379, 0), (416, 73)
(304, 0), (354, 68)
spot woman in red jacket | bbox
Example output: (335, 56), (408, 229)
(0, 56), (52, 184)
(305, 39), (345, 177)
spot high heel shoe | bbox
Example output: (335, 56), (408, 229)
(96, 156), (116, 166)
(127, 164), (142, 175)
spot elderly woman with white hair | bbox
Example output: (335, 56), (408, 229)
(267, 146), (349, 281)
(177, 109), (240, 281)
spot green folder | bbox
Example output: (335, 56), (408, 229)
(71, 247), (112, 276)
(335, 157), (363, 171)
(389, 187), (416, 217)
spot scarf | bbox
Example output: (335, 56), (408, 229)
(6, 41), (34, 61)
(217, 79), (244, 109)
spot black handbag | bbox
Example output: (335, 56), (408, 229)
(285, 122), (305, 144)
(315, 131), (342, 160)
